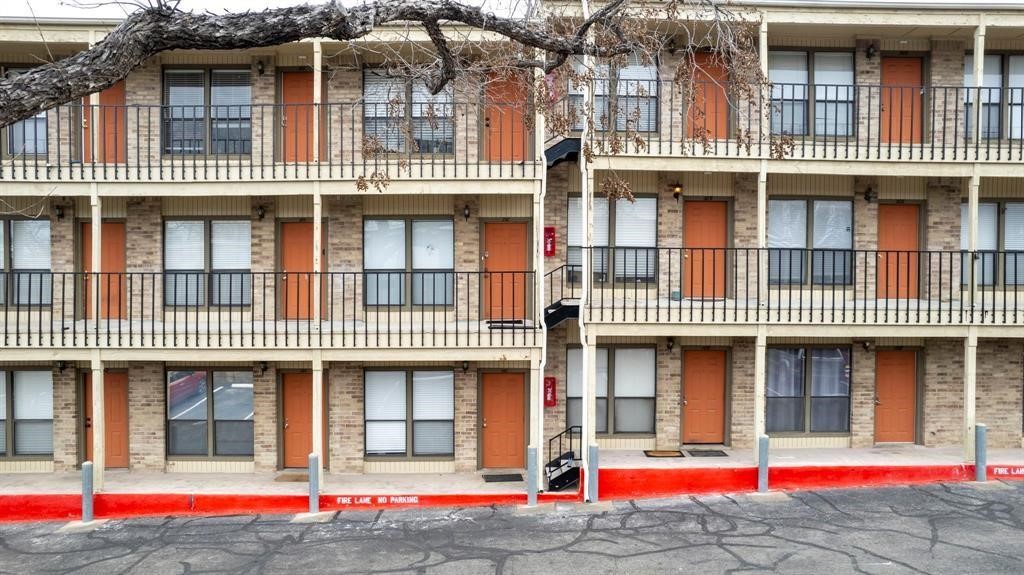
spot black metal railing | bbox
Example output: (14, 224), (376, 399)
(549, 80), (1024, 162)
(547, 425), (582, 468)
(544, 264), (582, 307)
(554, 247), (1024, 325)
(0, 270), (537, 348)
(0, 101), (539, 181)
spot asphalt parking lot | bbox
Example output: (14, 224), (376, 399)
(0, 481), (1021, 574)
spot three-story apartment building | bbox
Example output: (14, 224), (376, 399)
(1, 1), (1022, 502)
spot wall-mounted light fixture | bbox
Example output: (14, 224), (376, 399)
(670, 182), (683, 203)
(863, 186), (878, 203)
(461, 361), (470, 372)
(463, 204), (471, 222)
(865, 43), (877, 60)
(54, 205), (64, 220)
(256, 60), (265, 76)
(253, 361), (268, 377)
(56, 361), (67, 373)
(256, 205), (266, 220)
(667, 337), (675, 352)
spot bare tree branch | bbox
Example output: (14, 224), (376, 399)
(0, 0), (644, 126)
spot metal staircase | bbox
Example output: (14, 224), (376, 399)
(545, 426), (582, 492)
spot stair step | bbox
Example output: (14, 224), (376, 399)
(547, 466), (580, 492)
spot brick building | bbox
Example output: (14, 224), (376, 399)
(0, 2), (1022, 500)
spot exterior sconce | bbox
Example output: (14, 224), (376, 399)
(56, 361), (67, 373)
(670, 182), (683, 203)
(253, 361), (268, 377)
(863, 187), (878, 203)
(667, 337), (675, 352)
(462, 361), (470, 372)
(256, 60), (265, 76)
(256, 205), (266, 220)
(866, 43), (877, 60)
(463, 205), (471, 222)
(54, 205), (64, 220)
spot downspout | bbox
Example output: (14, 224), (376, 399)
(532, 3), (550, 491)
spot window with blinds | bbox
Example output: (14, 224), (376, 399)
(4, 69), (47, 156)
(569, 58), (610, 131)
(9, 220), (52, 305)
(364, 370), (455, 457)
(615, 53), (658, 133)
(811, 200), (853, 285)
(210, 221), (252, 306)
(363, 218), (454, 306)
(163, 69), (252, 155)
(1006, 203), (1024, 285)
(1009, 57), (1024, 140)
(363, 71), (454, 154)
(566, 346), (652, 435)
(164, 220), (252, 307)
(769, 52), (809, 136)
(6, 371), (54, 456)
(961, 203), (999, 286)
(813, 53), (854, 137)
(164, 221), (207, 306)
(613, 197), (657, 281)
(965, 55), (1004, 140)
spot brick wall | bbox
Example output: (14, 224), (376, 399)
(930, 40), (967, 145)
(252, 364), (277, 471)
(730, 339), (756, 449)
(977, 340), (1024, 448)
(125, 197), (162, 319)
(329, 364), (363, 473)
(51, 367), (78, 471)
(454, 366), (479, 471)
(128, 362), (165, 470)
(926, 178), (962, 302)
(850, 345), (876, 447)
(656, 339), (682, 449)
(50, 199), (77, 323)
(923, 339), (964, 447)
(543, 324), (570, 442)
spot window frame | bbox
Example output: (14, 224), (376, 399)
(768, 49), (857, 138)
(0, 368), (55, 460)
(361, 68), (456, 155)
(960, 199), (1024, 287)
(766, 345), (853, 437)
(162, 216), (253, 308)
(164, 368), (255, 461)
(565, 344), (657, 437)
(361, 215), (456, 308)
(362, 368), (456, 460)
(568, 55), (661, 133)
(161, 66), (254, 157)
(767, 196), (855, 287)
(566, 193), (660, 285)
(1, 66), (50, 159)
(0, 216), (53, 308)
(964, 52), (1024, 140)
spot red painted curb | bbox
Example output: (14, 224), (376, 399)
(599, 467), (758, 500)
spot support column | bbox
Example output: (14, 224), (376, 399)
(583, 341), (598, 501)
(311, 353), (324, 488)
(971, 20), (986, 143)
(577, 0), (596, 500)
(753, 326), (767, 464)
(89, 190), (101, 323)
(964, 327), (978, 462)
(757, 163), (768, 315)
(312, 188), (322, 328)
(90, 351), (105, 490)
(528, 360), (543, 493)
(312, 39), (322, 163)
(968, 172), (980, 309)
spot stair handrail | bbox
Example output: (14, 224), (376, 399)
(546, 425), (582, 472)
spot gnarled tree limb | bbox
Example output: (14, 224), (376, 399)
(0, 0), (640, 127)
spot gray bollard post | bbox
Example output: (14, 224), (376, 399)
(308, 453), (319, 513)
(757, 435), (769, 493)
(587, 445), (599, 503)
(527, 447), (538, 506)
(975, 424), (987, 483)
(81, 461), (94, 523)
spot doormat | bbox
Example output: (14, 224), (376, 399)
(482, 473), (524, 483)
(274, 472), (309, 482)
(643, 450), (685, 458)
(686, 450), (728, 457)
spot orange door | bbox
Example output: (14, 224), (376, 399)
(880, 58), (923, 144)
(483, 222), (528, 320)
(874, 350), (917, 443)
(877, 204), (920, 299)
(481, 372), (525, 468)
(688, 53), (729, 140)
(83, 81), (126, 163)
(484, 73), (527, 162)
(682, 350), (727, 444)
(82, 222), (127, 319)
(279, 222), (325, 319)
(84, 372), (130, 468)
(281, 72), (315, 163)
(683, 201), (728, 298)
(281, 372), (327, 468)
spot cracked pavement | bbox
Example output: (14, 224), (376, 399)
(0, 482), (1021, 574)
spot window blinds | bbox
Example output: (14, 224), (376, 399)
(164, 221), (205, 270)
(13, 371), (53, 455)
(1004, 203), (1024, 285)
(411, 371), (454, 456)
(363, 71), (406, 152)
(812, 200), (853, 283)
(11, 220), (50, 269)
(411, 220), (454, 269)
(211, 221), (251, 269)
(768, 200), (807, 283)
(365, 371), (407, 454)
(960, 203), (998, 285)
(364, 220), (406, 269)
